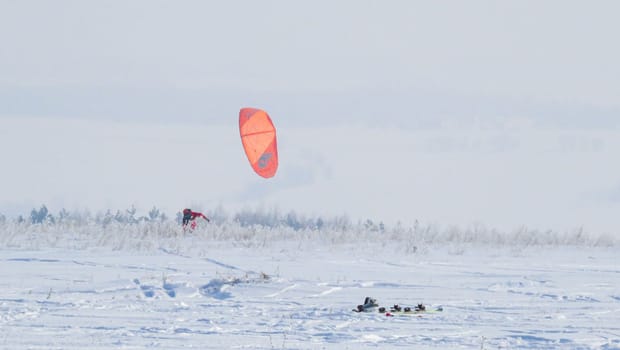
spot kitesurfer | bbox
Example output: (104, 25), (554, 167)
(182, 208), (210, 229)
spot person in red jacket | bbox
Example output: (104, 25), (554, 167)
(182, 208), (210, 229)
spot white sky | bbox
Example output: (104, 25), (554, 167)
(1, 1), (619, 233)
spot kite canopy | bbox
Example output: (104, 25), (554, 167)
(239, 108), (278, 178)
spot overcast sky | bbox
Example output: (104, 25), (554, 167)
(1, 1), (619, 233)
(2, 0), (619, 126)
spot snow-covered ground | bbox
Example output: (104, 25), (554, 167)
(1, 227), (619, 349)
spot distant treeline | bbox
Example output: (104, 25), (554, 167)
(2, 204), (386, 233)
(0, 205), (616, 248)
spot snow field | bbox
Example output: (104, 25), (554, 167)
(1, 232), (619, 349)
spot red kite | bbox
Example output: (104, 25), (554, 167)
(239, 108), (278, 178)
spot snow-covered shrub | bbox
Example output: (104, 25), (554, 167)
(0, 205), (616, 252)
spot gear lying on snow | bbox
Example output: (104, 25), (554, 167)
(352, 297), (378, 312)
(353, 297), (443, 315)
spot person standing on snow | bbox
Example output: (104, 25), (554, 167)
(182, 208), (210, 229)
